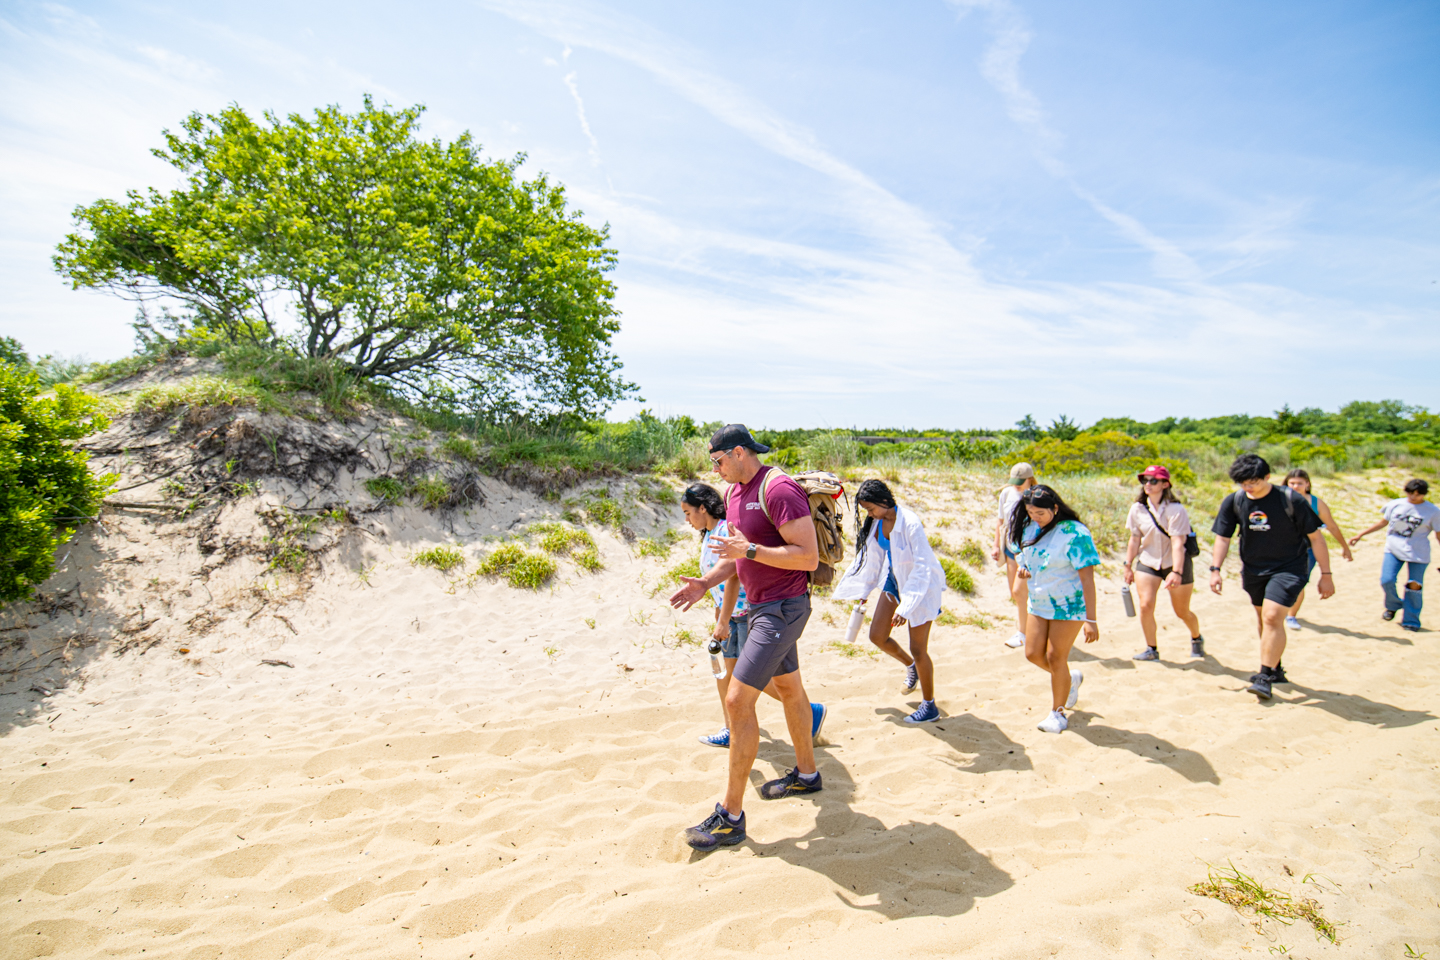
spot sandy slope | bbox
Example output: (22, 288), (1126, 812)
(1, 467), (1437, 960)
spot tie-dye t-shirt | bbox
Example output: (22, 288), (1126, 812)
(1014, 519), (1101, 621)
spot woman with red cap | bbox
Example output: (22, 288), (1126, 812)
(1123, 465), (1205, 661)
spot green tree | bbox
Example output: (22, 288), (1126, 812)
(0, 337), (27, 368)
(1047, 414), (1080, 441)
(0, 363), (115, 604)
(53, 97), (633, 417)
(1015, 414), (1040, 441)
(1273, 404), (1306, 435)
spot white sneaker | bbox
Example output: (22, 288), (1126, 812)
(1284, 616), (1301, 631)
(1066, 668), (1083, 709)
(1004, 631), (1025, 648)
(1037, 709), (1068, 734)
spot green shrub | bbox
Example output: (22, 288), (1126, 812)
(413, 545), (465, 571)
(475, 542), (528, 576)
(364, 476), (405, 500)
(505, 552), (557, 589)
(574, 548), (603, 572)
(958, 539), (987, 568)
(0, 365), (115, 603)
(1377, 483), (1401, 499)
(528, 521), (596, 556)
(409, 475), (450, 510)
(1013, 431), (1195, 484)
(939, 557), (975, 594)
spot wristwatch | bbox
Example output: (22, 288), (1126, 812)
(1208, 565), (1222, 572)
(745, 544), (758, 560)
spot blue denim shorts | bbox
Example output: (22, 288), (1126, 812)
(883, 569), (900, 601)
(720, 614), (748, 659)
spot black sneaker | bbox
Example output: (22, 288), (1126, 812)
(1382, 609), (1396, 621)
(1190, 637), (1205, 659)
(1270, 664), (1289, 684)
(1247, 673), (1273, 700)
(684, 803), (746, 851)
(760, 767), (823, 800)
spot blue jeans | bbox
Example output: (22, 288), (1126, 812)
(1380, 552), (1426, 629)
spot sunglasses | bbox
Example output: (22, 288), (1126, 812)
(709, 450), (730, 467)
(1141, 477), (1167, 485)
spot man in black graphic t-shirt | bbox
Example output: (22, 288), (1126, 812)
(1210, 453), (1334, 700)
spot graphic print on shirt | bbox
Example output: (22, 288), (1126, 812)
(1391, 515), (1425, 539)
(1247, 510), (1271, 531)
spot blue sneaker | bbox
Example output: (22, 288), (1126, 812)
(903, 663), (918, 692)
(760, 767), (823, 800)
(698, 728), (730, 748)
(684, 803), (746, 850)
(904, 700), (940, 723)
(810, 703), (827, 739)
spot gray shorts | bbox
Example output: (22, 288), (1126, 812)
(732, 593), (810, 690)
(720, 614), (748, 659)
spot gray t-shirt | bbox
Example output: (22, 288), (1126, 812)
(1382, 498), (1440, 563)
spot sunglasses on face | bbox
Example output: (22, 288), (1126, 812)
(1142, 478), (1166, 485)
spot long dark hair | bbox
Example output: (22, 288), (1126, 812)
(1007, 484), (1083, 548)
(853, 479), (897, 566)
(1285, 468), (1311, 494)
(681, 483), (726, 526)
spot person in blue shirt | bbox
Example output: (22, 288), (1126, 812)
(1008, 485), (1101, 734)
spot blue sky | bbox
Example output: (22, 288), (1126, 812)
(2, 0), (1437, 428)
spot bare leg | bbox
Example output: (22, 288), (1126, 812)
(1259, 600), (1288, 668)
(1007, 556), (1029, 634)
(867, 593), (915, 667)
(722, 679), (765, 815)
(1288, 586), (1306, 618)
(1167, 583), (1201, 637)
(1044, 621), (1082, 710)
(769, 670), (817, 779)
(908, 622), (935, 700)
(1023, 614), (1053, 674)
(1134, 570), (1162, 647)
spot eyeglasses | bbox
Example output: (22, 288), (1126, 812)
(1141, 478), (1166, 486)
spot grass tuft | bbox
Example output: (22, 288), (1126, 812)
(958, 538), (988, 568)
(412, 545), (465, 572)
(364, 476), (405, 501)
(827, 639), (879, 659)
(1189, 863), (1340, 944)
(940, 557), (975, 594)
(528, 521), (597, 556)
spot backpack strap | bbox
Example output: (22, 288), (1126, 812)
(1142, 500), (1169, 540)
(757, 467), (783, 528)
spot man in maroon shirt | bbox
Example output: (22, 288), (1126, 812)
(670, 424), (822, 851)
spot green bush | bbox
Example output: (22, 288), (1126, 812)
(574, 548), (603, 572)
(1012, 431), (1196, 485)
(474, 543), (556, 588)
(528, 521), (596, 556)
(939, 557), (975, 594)
(412, 545), (465, 571)
(475, 542), (528, 576)
(0, 364), (115, 603)
(958, 539), (987, 568)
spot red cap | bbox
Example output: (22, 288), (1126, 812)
(1137, 464), (1171, 482)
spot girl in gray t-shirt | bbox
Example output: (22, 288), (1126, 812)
(1350, 478), (1440, 631)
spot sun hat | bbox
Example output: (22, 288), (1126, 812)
(1007, 462), (1035, 485)
(1137, 464), (1171, 482)
(709, 423), (772, 454)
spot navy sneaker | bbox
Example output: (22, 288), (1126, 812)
(810, 703), (827, 740)
(684, 803), (746, 851)
(1382, 609), (1397, 621)
(1133, 646), (1159, 661)
(904, 700), (940, 723)
(1190, 637), (1205, 659)
(760, 767), (823, 800)
(1247, 673), (1273, 700)
(698, 728), (730, 748)
(902, 663), (918, 692)
(1401, 624), (1420, 632)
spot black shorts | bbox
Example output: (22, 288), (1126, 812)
(1136, 555), (1194, 585)
(1241, 561), (1307, 608)
(732, 593), (810, 690)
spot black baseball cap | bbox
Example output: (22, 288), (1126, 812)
(709, 423), (771, 454)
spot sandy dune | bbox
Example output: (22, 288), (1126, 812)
(2, 468), (1437, 959)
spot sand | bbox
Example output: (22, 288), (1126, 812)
(2, 467), (1438, 959)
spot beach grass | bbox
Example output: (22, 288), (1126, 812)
(412, 545), (465, 572)
(1189, 863), (1340, 944)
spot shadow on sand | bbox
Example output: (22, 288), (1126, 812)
(689, 744), (1014, 920)
(874, 706), (1033, 774)
(1064, 713), (1220, 783)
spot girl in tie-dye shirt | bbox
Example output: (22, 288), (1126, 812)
(1007, 485), (1100, 736)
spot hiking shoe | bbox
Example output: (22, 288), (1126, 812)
(1190, 637), (1205, 659)
(810, 703), (827, 739)
(1037, 709), (1068, 734)
(1284, 616), (1301, 631)
(902, 663), (919, 692)
(1065, 668), (1083, 709)
(1382, 609), (1397, 621)
(760, 767), (823, 800)
(1270, 664), (1289, 685)
(684, 803), (746, 851)
(1132, 646), (1159, 661)
(1401, 624), (1420, 632)
(1004, 631), (1025, 648)
(698, 728), (730, 748)
(1247, 673), (1273, 700)
(904, 700), (939, 723)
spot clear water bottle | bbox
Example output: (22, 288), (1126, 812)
(845, 602), (866, 644)
(707, 639), (727, 679)
(1121, 585), (1136, 618)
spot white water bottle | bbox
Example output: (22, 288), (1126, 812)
(707, 639), (727, 679)
(1121, 585), (1136, 618)
(845, 602), (866, 643)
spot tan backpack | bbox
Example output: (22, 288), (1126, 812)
(757, 469), (848, 586)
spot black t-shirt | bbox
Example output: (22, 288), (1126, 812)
(1211, 485), (1321, 576)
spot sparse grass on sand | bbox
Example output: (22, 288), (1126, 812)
(473, 543), (557, 589)
(412, 545), (465, 572)
(1189, 863), (1340, 944)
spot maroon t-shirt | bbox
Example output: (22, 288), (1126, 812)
(726, 466), (813, 605)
